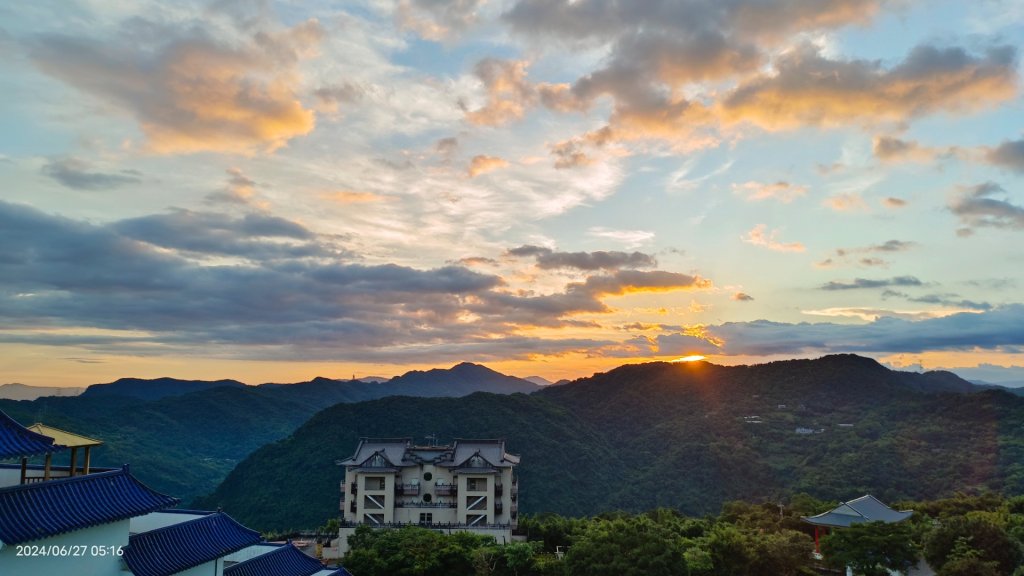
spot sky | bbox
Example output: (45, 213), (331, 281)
(1, 0), (1024, 387)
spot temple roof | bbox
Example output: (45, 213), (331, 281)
(124, 512), (261, 576)
(0, 465), (179, 545)
(224, 542), (325, 576)
(27, 423), (103, 448)
(802, 495), (913, 528)
(0, 409), (57, 460)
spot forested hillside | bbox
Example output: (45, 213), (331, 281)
(196, 355), (1024, 531)
(0, 363), (537, 502)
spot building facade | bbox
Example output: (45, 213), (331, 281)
(336, 438), (519, 555)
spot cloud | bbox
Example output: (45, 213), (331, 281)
(820, 276), (924, 290)
(721, 44), (1018, 130)
(205, 168), (261, 206)
(41, 157), (142, 190)
(984, 138), (1024, 172)
(507, 245), (657, 270)
(949, 181), (1024, 233)
(30, 17), (321, 154)
(732, 292), (754, 301)
(467, 154), (510, 177)
(0, 200), (713, 362)
(820, 239), (917, 268)
(395, 0), (486, 41)
(883, 197), (908, 208)
(873, 136), (958, 163)
(587, 227), (655, 248)
(802, 307), (968, 322)
(742, 224), (805, 252)
(465, 59), (543, 126)
(666, 305), (1024, 356)
(733, 180), (807, 203)
(823, 192), (869, 212)
(322, 190), (383, 203)
(313, 82), (364, 113)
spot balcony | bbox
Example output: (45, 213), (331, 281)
(351, 483), (358, 495)
(395, 483), (420, 496)
(434, 483), (457, 496)
(494, 483), (503, 496)
(0, 464), (115, 489)
(395, 501), (456, 509)
(349, 501), (356, 513)
(495, 501), (503, 513)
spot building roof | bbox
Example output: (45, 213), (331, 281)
(0, 409), (58, 460)
(337, 438), (520, 469)
(314, 569), (354, 576)
(0, 465), (179, 545)
(26, 423), (103, 448)
(123, 512), (262, 576)
(802, 495), (913, 528)
(224, 542), (325, 576)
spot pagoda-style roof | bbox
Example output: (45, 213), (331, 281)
(0, 465), (179, 545)
(802, 495), (913, 528)
(0, 410), (57, 460)
(123, 512), (261, 576)
(27, 423), (103, 448)
(224, 542), (325, 576)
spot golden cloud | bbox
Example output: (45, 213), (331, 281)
(467, 155), (510, 177)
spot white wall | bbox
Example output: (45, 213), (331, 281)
(0, 520), (130, 576)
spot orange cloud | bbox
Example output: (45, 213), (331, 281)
(467, 155), (510, 177)
(733, 180), (807, 203)
(720, 44), (1018, 130)
(824, 192), (869, 212)
(32, 20), (321, 155)
(742, 224), (805, 252)
(322, 190), (382, 203)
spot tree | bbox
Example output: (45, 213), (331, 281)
(821, 521), (918, 576)
(502, 542), (537, 576)
(564, 516), (688, 576)
(924, 515), (1023, 575)
(750, 529), (815, 576)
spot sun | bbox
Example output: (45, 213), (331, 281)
(671, 355), (706, 363)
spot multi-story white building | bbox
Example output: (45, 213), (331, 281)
(335, 438), (520, 555)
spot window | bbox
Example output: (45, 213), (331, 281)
(419, 513), (433, 524)
(423, 472), (433, 481)
(364, 476), (385, 490)
(469, 455), (486, 468)
(467, 477), (487, 491)
(367, 453), (387, 467)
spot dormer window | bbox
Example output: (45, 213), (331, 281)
(468, 455), (485, 468)
(368, 453), (387, 467)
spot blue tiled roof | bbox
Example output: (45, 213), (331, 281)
(0, 409), (57, 460)
(225, 543), (324, 576)
(0, 465), (179, 545)
(124, 511), (261, 576)
(318, 569), (355, 576)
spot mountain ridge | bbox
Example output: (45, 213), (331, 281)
(195, 354), (1024, 531)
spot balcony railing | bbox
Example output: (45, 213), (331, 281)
(340, 520), (514, 530)
(395, 483), (420, 496)
(395, 501), (456, 508)
(434, 483), (457, 496)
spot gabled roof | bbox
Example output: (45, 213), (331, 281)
(27, 423), (103, 448)
(0, 409), (57, 460)
(337, 438), (412, 467)
(0, 465), (178, 545)
(225, 543), (325, 576)
(802, 495), (913, 528)
(123, 512), (261, 576)
(450, 440), (518, 469)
